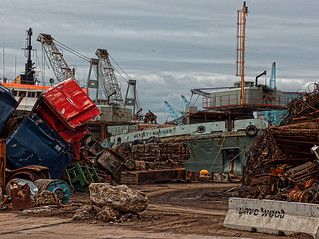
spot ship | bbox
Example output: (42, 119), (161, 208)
(108, 79), (300, 178)
(2, 28), (51, 111)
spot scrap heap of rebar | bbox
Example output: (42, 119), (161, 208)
(115, 142), (190, 171)
(130, 143), (190, 170)
(241, 88), (319, 203)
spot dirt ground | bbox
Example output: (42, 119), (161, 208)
(0, 183), (311, 239)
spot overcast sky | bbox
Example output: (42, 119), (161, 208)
(1, 0), (319, 122)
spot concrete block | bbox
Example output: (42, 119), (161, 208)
(223, 197), (319, 238)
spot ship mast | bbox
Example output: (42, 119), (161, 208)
(22, 27), (35, 85)
(236, 1), (248, 105)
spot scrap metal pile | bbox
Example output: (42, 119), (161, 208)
(124, 142), (189, 170)
(241, 88), (319, 203)
(115, 141), (190, 184)
(0, 80), (148, 218)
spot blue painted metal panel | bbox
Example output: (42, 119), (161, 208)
(6, 114), (73, 178)
(0, 85), (17, 134)
(259, 110), (288, 126)
(46, 179), (72, 204)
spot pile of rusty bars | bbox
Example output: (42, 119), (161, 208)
(242, 88), (319, 203)
(115, 142), (190, 171)
(130, 143), (190, 170)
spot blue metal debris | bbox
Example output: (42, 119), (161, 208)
(6, 114), (73, 179)
(35, 179), (72, 204)
(46, 179), (71, 204)
(0, 85), (17, 134)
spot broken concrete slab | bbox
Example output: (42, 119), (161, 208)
(224, 197), (319, 238)
(89, 183), (148, 213)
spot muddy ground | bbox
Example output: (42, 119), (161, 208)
(0, 183), (311, 239)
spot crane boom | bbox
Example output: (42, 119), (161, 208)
(95, 49), (123, 105)
(37, 33), (74, 82)
(164, 101), (182, 120)
(269, 62), (276, 89)
(181, 95), (190, 111)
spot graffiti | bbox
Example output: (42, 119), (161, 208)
(239, 206), (285, 218)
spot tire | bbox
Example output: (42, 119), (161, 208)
(197, 125), (206, 133)
(245, 125), (258, 137)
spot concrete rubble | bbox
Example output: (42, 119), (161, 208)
(73, 205), (101, 221)
(89, 183), (148, 214)
(97, 206), (120, 222)
(72, 183), (147, 222)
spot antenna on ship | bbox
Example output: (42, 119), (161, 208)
(21, 27), (35, 85)
(236, 1), (249, 105)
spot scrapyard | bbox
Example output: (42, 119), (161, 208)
(1, 1), (319, 239)
(2, 73), (318, 239)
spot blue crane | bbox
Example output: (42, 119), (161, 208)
(269, 62), (276, 89)
(259, 62), (290, 125)
(181, 95), (190, 112)
(164, 101), (183, 120)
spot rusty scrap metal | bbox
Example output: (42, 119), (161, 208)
(97, 148), (125, 182)
(7, 179), (36, 210)
(36, 190), (62, 207)
(6, 165), (50, 183)
(144, 110), (157, 124)
(130, 143), (190, 170)
(35, 179), (71, 205)
(285, 162), (319, 184)
(281, 91), (319, 125)
(288, 188), (314, 203)
(120, 168), (187, 185)
(242, 89), (319, 202)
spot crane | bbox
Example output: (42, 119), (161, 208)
(95, 49), (123, 105)
(181, 95), (190, 112)
(124, 79), (138, 114)
(37, 33), (74, 82)
(269, 62), (276, 89)
(164, 101), (183, 120)
(38, 33), (136, 110)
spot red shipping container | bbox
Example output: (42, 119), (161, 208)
(35, 104), (89, 143)
(40, 79), (101, 129)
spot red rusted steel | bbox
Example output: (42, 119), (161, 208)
(9, 181), (34, 210)
(33, 79), (100, 160)
(38, 79), (101, 129)
(6, 165), (50, 182)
